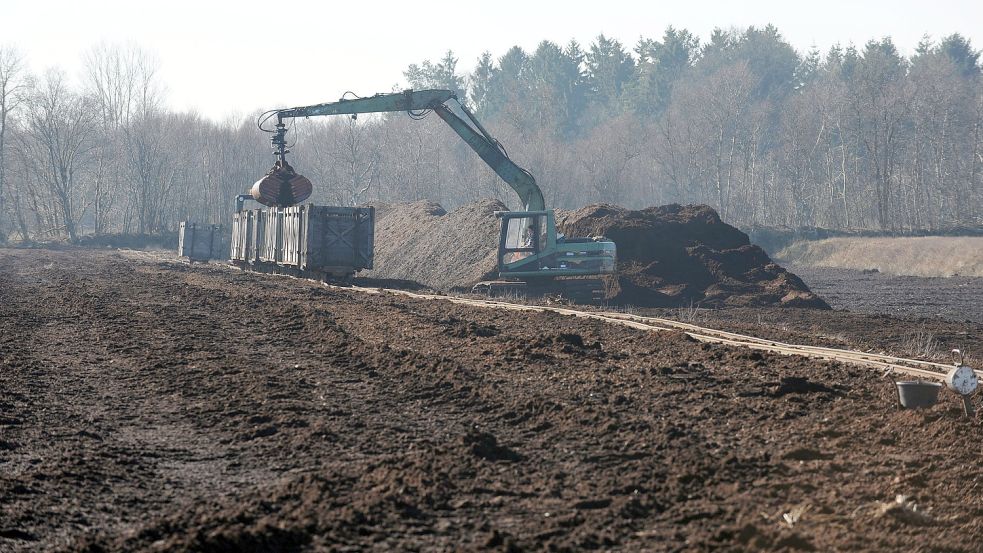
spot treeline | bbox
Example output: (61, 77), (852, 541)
(402, 27), (983, 231)
(0, 45), (269, 241)
(0, 26), (981, 242)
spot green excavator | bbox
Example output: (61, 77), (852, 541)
(254, 89), (616, 301)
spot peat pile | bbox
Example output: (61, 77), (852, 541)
(364, 199), (505, 290)
(559, 204), (829, 308)
(366, 199), (827, 308)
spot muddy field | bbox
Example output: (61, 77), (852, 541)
(2, 249), (983, 552)
(629, 264), (983, 368)
(790, 265), (983, 324)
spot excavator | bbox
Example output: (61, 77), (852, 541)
(253, 89), (616, 301)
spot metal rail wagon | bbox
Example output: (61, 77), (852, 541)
(231, 204), (374, 281)
(178, 222), (228, 262)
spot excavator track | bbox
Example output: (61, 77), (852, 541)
(472, 278), (605, 304)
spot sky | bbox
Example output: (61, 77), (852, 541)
(2, 0), (981, 121)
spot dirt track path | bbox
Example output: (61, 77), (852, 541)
(1, 248), (982, 552)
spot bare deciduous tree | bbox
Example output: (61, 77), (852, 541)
(84, 43), (164, 233)
(20, 70), (99, 241)
(0, 46), (30, 240)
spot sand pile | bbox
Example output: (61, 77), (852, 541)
(366, 199), (828, 309)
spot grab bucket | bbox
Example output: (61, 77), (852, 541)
(895, 381), (942, 409)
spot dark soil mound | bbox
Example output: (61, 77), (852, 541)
(366, 199), (827, 308)
(558, 204), (829, 308)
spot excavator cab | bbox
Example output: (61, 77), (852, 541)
(500, 211), (549, 265)
(497, 211), (616, 280)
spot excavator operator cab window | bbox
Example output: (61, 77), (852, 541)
(501, 214), (544, 265)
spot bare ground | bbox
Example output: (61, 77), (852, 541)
(775, 237), (983, 278)
(632, 265), (983, 367)
(789, 265), (983, 324)
(1, 249), (982, 552)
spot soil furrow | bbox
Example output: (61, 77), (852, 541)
(1, 248), (981, 552)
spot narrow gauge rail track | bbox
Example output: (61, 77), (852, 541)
(338, 284), (981, 383)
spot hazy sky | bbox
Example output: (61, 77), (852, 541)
(3, 0), (980, 121)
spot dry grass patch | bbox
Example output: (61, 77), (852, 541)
(777, 236), (983, 277)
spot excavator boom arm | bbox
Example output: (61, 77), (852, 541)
(273, 90), (545, 212)
(430, 103), (544, 212)
(275, 89), (455, 119)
